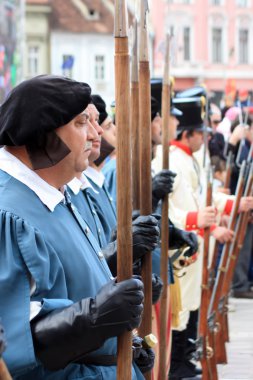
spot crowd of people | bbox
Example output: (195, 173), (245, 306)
(0, 74), (252, 380)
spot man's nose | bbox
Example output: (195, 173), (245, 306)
(87, 121), (99, 140)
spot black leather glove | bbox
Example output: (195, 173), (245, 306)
(31, 276), (144, 371)
(132, 215), (160, 259)
(104, 215), (160, 276)
(132, 336), (155, 374)
(169, 225), (198, 257)
(152, 273), (163, 304)
(152, 170), (176, 209)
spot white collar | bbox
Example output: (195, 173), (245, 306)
(84, 166), (105, 188)
(0, 148), (65, 212)
(68, 173), (97, 195)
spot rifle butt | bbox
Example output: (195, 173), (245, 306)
(214, 316), (227, 364)
(223, 306), (229, 343)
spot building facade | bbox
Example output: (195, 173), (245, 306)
(150, 0), (253, 100)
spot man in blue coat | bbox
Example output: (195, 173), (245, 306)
(0, 75), (148, 380)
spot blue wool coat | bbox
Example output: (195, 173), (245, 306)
(0, 170), (143, 380)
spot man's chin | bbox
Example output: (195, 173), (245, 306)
(88, 151), (100, 163)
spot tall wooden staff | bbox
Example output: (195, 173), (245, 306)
(138, 2), (152, 377)
(114, 2), (133, 379)
(159, 33), (171, 380)
(131, 19), (140, 209)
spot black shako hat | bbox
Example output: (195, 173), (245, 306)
(91, 94), (108, 125)
(151, 78), (182, 117)
(176, 86), (213, 116)
(0, 75), (91, 169)
(173, 96), (206, 132)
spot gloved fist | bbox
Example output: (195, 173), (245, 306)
(132, 336), (155, 374)
(152, 273), (163, 304)
(132, 215), (160, 259)
(169, 225), (198, 257)
(152, 170), (176, 206)
(92, 276), (144, 334)
(31, 276), (144, 371)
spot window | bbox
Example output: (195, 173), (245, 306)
(183, 27), (190, 61)
(236, 0), (248, 6)
(28, 46), (39, 76)
(62, 55), (74, 78)
(212, 28), (222, 63)
(94, 55), (105, 81)
(211, 0), (221, 4)
(239, 29), (249, 64)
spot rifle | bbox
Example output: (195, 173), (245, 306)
(159, 33), (170, 380)
(224, 151), (234, 190)
(219, 162), (253, 335)
(208, 160), (246, 365)
(208, 150), (234, 306)
(196, 165), (216, 380)
(131, 19), (140, 210)
(216, 145), (253, 353)
(114, 1), (133, 379)
(138, 3), (152, 379)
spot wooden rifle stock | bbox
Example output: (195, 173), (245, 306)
(138, 3), (152, 379)
(159, 34), (170, 380)
(197, 166), (215, 380)
(208, 161), (246, 365)
(114, 2), (133, 379)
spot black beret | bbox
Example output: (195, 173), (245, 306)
(91, 94), (108, 125)
(0, 75), (91, 146)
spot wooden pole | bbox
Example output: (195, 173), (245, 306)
(131, 19), (140, 209)
(114, 2), (133, 379)
(159, 33), (170, 380)
(138, 2), (152, 378)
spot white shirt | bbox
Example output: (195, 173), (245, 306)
(0, 147), (65, 212)
(84, 165), (105, 188)
(67, 173), (98, 195)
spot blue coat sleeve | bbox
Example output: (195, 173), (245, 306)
(0, 211), (71, 376)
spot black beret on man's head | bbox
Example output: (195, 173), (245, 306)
(0, 75), (91, 169)
(91, 94), (108, 125)
(0, 75), (91, 146)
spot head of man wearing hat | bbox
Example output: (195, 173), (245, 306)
(0, 75), (95, 186)
(173, 88), (210, 154)
(150, 78), (182, 142)
(92, 95), (117, 150)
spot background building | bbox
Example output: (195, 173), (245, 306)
(150, 0), (253, 103)
(0, 0), (25, 104)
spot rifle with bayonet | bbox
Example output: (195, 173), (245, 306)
(208, 160), (246, 366)
(214, 144), (253, 361)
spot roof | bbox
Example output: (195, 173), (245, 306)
(50, 0), (115, 34)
